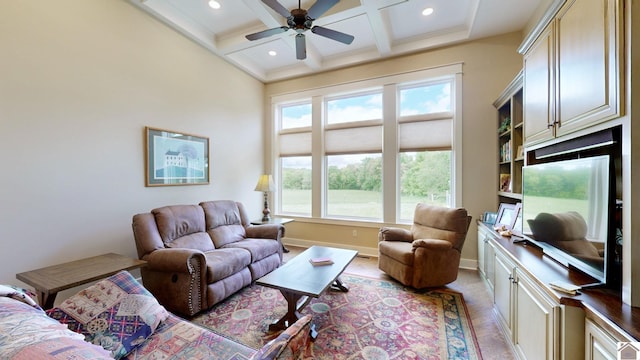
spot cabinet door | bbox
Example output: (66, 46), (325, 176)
(485, 239), (496, 290)
(555, 0), (621, 136)
(514, 271), (558, 360)
(494, 251), (515, 340)
(477, 228), (485, 276)
(585, 319), (618, 360)
(523, 24), (555, 146)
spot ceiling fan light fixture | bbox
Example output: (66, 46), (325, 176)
(422, 7), (434, 16)
(208, 1), (221, 10)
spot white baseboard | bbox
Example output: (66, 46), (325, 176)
(283, 237), (478, 270)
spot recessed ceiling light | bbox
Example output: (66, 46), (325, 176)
(268, 50), (277, 56)
(208, 1), (221, 9)
(422, 7), (434, 16)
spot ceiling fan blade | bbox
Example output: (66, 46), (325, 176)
(307, 0), (339, 20)
(311, 26), (354, 44)
(261, 0), (292, 18)
(295, 33), (306, 60)
(245, 26), (289, 41)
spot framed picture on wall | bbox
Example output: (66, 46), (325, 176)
(145, 126), (209, 186)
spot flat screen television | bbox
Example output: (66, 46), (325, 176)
(520, 155), (617, 286)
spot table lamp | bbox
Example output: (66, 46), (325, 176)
(254, 174), (275, 221)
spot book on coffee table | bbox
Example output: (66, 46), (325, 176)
(309, 257), (334, 266)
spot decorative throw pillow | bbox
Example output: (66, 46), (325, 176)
(250, 315), (312, 360)
(46, 270), (169, 359)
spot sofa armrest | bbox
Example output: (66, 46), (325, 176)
(144, 248), (206, 273)
(412, 239), (453, 251)
(251, 315), (312, 360)
(246, 224), (284, 240)
(378, 227), (413, 242)
(141, 248), (207, 316)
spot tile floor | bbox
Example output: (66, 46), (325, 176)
(283, 245), (517, 360)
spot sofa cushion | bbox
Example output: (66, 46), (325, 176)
(204, 248), (252, 282)
(152, 205), (215, 252)
(224, 238), (281, 262)
(47, 271), (169, 359)
(0, 296), (112, 360)
(201, 200), (247, 247)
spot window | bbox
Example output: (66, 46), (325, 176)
(324, 91), (383, 219)
(281, 156), (311, 215)
(272, 64), (462, 223)
(277, 102), (312, 216)
(398, 82), (453, 221)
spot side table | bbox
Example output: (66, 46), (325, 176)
(251, 217), (294, 253)
(16, 253), (147, 309)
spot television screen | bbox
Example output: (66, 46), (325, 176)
(521, 155), (610, 282)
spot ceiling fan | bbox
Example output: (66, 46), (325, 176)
(245, 0), (355, 60)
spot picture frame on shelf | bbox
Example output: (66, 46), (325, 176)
(496, 203), (517, 230)
(511, 203), (523, 233)
(145, 126), (209, 187)
(499, 173), (511, 192)
(517, 145), (524, 159)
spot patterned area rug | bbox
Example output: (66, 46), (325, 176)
(192, 274), (482, 359)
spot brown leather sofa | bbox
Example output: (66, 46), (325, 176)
(378, 204), (471, 289)
(132, 200), (284, 316)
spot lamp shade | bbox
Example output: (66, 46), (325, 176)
(254, 174), (275, 192)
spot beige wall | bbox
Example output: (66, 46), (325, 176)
(265, 32), (525, 263)
(0, 1), (265, 288)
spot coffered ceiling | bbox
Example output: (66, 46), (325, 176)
(129, 0), (545, 82)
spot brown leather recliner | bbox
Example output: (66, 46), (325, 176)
(132, 200), (284, 316)
(378, 204), (471, 289)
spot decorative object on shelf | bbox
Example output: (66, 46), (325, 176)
(255, 174), (275, 221)
(498, 116), (511, 133)
(499, 173), (511, 192)
(516, 145), (525, 159)
(145, 127), (209, 186)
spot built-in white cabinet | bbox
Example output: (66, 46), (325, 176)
(585, 319), (617, 360)
(494, 249), (516, 342)
(523, 24), (554, 145)
(477, 226), (495, 291)
(520, 0), (622, 146)
(514, 270), (559, 360)
(478, 222), (588, 360)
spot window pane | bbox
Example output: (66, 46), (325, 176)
(326, 154), (382, 219)
(281, 103), (311, 129)
(399, 151), (451, 220)
(280, 157), (311, 215)
(400, 82), (451, 116)
(327, 93), (382, 125)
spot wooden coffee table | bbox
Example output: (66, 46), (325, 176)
(256, 245), (358, 337)
(16, 253), (146, 309)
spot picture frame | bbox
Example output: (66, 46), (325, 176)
(511, 203), (523, 233)
(499, 173), (511, 192)
(516, 145), (525, 159)
(495, 203), (517, 229)
(145, 126), (209, 186)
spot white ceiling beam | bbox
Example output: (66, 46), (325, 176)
(360, 0), (392, 56)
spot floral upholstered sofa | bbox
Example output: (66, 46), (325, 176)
(0, 271), (311, 360)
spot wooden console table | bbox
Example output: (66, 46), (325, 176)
(16, 253), (146, 309)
